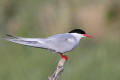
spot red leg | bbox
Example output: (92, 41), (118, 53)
(60, 53), (68, 61)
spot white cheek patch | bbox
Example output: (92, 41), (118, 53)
(70, 33), (83, 41)
(67, 38), (74, 43)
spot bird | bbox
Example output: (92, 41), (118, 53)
(4, 29), (94, 60)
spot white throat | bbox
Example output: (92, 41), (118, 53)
(70, 33), (84, 41)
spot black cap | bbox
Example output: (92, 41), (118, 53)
(69, 29), (86, 34)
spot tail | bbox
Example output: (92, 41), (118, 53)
(4, 34), (45, 48)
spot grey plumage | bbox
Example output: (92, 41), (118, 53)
(4, 33), (81, 53)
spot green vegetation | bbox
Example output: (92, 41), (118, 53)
(0, 0), (120, 80)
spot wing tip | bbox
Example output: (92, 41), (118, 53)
(5, 34), (18, 39)
(2, 34), (18, 41)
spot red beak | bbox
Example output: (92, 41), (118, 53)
(83, 34), (95, 38)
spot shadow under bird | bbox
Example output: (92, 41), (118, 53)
(4, 29), (94, 60)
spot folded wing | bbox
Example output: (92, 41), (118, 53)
(4, 34), (46, 48)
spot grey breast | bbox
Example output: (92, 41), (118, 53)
(44, 33), (77, 53)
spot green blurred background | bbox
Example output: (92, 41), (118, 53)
(0, 0), (120, 80)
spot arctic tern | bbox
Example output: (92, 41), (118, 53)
(4, 29), (94, 60)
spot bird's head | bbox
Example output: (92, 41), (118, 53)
(69, 29), (94, 39)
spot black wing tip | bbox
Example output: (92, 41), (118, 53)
(4, 34), (18, 39)
(6, 34), (13, 37)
